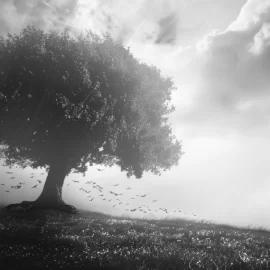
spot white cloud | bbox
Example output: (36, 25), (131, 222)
(168, 0), (270, 137)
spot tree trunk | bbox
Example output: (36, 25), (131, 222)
(35, 158), (68, 206)
(4, 156), (78, 214)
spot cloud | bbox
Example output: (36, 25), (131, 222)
(170, 0), (270, 137)
(155, 12), (179, 45)
(0, 0), (213, 47)
(0, 0), (80, 36)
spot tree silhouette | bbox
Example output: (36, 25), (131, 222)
(0, 26), (183, 213)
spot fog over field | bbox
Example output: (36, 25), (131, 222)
(1, 0), (270, 230)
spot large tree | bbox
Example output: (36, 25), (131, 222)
(0, 26), (182, 214)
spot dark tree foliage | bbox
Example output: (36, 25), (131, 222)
(0, 26), (182, 213)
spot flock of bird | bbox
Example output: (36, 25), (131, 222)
(1, 169), (200, 218)
(2, 172), (44, 191)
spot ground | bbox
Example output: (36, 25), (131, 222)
(1, 205), (270, 269)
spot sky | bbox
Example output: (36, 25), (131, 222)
(1, 0), (270, 229)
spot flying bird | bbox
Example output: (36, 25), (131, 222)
(19, 182), (25, 185)
(72, 180), (79, 183)
(113, 184), (119, 186)
(37, 180), (42, 184)
(97, 168), (105, 171)
(1, 183), (4, 186)
(30, 176), (34, 178)
(5, 190), (9, 192)
(10, 177), (16, 179)
(126, 187), (132, 190)
(32, 184), (38, 188)
(11, 185), (21, 189)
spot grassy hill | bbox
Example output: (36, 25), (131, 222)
(0, 205), (270, 269)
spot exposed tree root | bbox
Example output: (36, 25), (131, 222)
(3, 200), (78, 214)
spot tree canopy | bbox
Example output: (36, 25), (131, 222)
(0, 26), (182, 179)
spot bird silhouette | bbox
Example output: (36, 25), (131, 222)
(19, 182), (25, 185)
(97, 168), (104, 171)
(72, 180), (79, 183)
(10, 177), (16, 179)
(11, 185), (21, 189)
(32, 184), (38, 188)
(1, 184), (4, 186)
(5, 190), (9, 192)
(37, 180), (42, 184)
(30, 176), (34, 178)
(126, 187), (132, 190)
(113, 184), (119, 186)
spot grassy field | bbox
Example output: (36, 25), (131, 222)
(1, 206), (270, 270)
